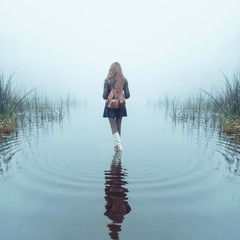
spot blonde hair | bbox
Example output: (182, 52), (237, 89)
(107, 62), (126, 94)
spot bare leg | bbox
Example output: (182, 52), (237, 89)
(116, 117), (122, 135)
(108, 118), (117, 134)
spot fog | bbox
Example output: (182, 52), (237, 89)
(1, 0), (240, 102)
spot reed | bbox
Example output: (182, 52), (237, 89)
(159, 69), (240, 137)
(0, 115), (15, 133)
(0, 71), (70, 134)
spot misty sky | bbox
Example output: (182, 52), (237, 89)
(1, 0), (240, 102)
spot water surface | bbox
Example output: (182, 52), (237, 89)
(1, 102), (240, 240)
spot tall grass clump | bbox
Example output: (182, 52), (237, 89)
(159, 69), (240, 137)
(217, 71), (240, 135)
(0, 71), (70, 135)
(200, 71), (240, 135)
(0, 72), (25, 133)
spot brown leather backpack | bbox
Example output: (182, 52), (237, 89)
(106, 79), (126, 109)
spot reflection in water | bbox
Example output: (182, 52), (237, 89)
(217, 141), (240, 178)
(0, 115), (65, 181)
(166, 106), (240, 182)
(104, 152), (131, 240)
(0, 132), (20, 180)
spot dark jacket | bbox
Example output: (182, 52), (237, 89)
(102, 78), (130, 100)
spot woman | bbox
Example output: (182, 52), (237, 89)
(102, 62), (130, 152)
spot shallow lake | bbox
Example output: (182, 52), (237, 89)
(1, 102), (240, 240)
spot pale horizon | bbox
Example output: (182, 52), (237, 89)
(1, 0), (240, 102)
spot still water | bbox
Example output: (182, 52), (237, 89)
(1, 102), (240, 240)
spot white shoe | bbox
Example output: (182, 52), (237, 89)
(113, 132), (123, 152)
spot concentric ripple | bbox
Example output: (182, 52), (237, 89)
(1, 105), (240, 240)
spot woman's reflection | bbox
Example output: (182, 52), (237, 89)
(104, 152), (131, 239)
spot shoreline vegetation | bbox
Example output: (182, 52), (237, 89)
(0, 71), (72, 138)
(157, 70), (240, 139)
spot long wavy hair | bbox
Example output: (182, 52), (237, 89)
(107, 62), (126, 94)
